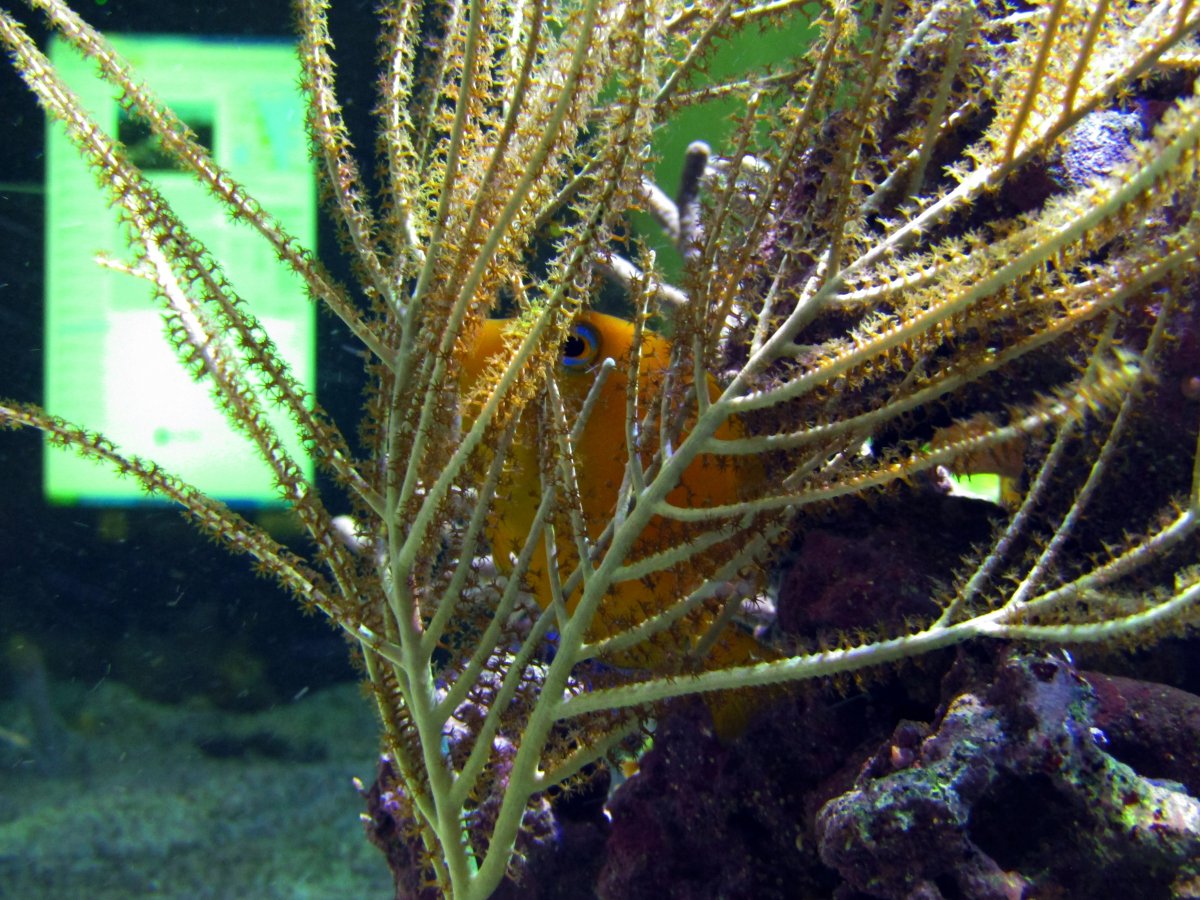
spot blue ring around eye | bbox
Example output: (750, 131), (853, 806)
(560, 322), (601, 370)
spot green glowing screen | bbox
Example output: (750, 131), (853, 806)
(45, 35), (315, 505)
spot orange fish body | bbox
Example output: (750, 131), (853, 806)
(460, 311), (771, 711)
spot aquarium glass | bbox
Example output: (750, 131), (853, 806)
(43, 35), (315, 504)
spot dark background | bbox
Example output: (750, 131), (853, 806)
(0, 0), (383, 709)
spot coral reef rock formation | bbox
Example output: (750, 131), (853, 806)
(817, 653), (1200, 900)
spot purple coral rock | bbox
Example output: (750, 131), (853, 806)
(1054, 109), (1144, 190)
(362, 756), (442, 900)
(598, 691), (895, 900)
(775, 528), (942, 636)
(816, 652), (1200, 900)
(1084, 671), (1200, 798)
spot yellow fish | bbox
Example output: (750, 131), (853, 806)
(460, 310), (772, 724)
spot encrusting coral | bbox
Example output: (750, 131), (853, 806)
(818, 652), (1200, 899)
(2, 1), (1200, 896)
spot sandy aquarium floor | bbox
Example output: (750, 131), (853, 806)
(0, 678), (392, 898)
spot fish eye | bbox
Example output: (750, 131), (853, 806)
(560, 322), (600, 371)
